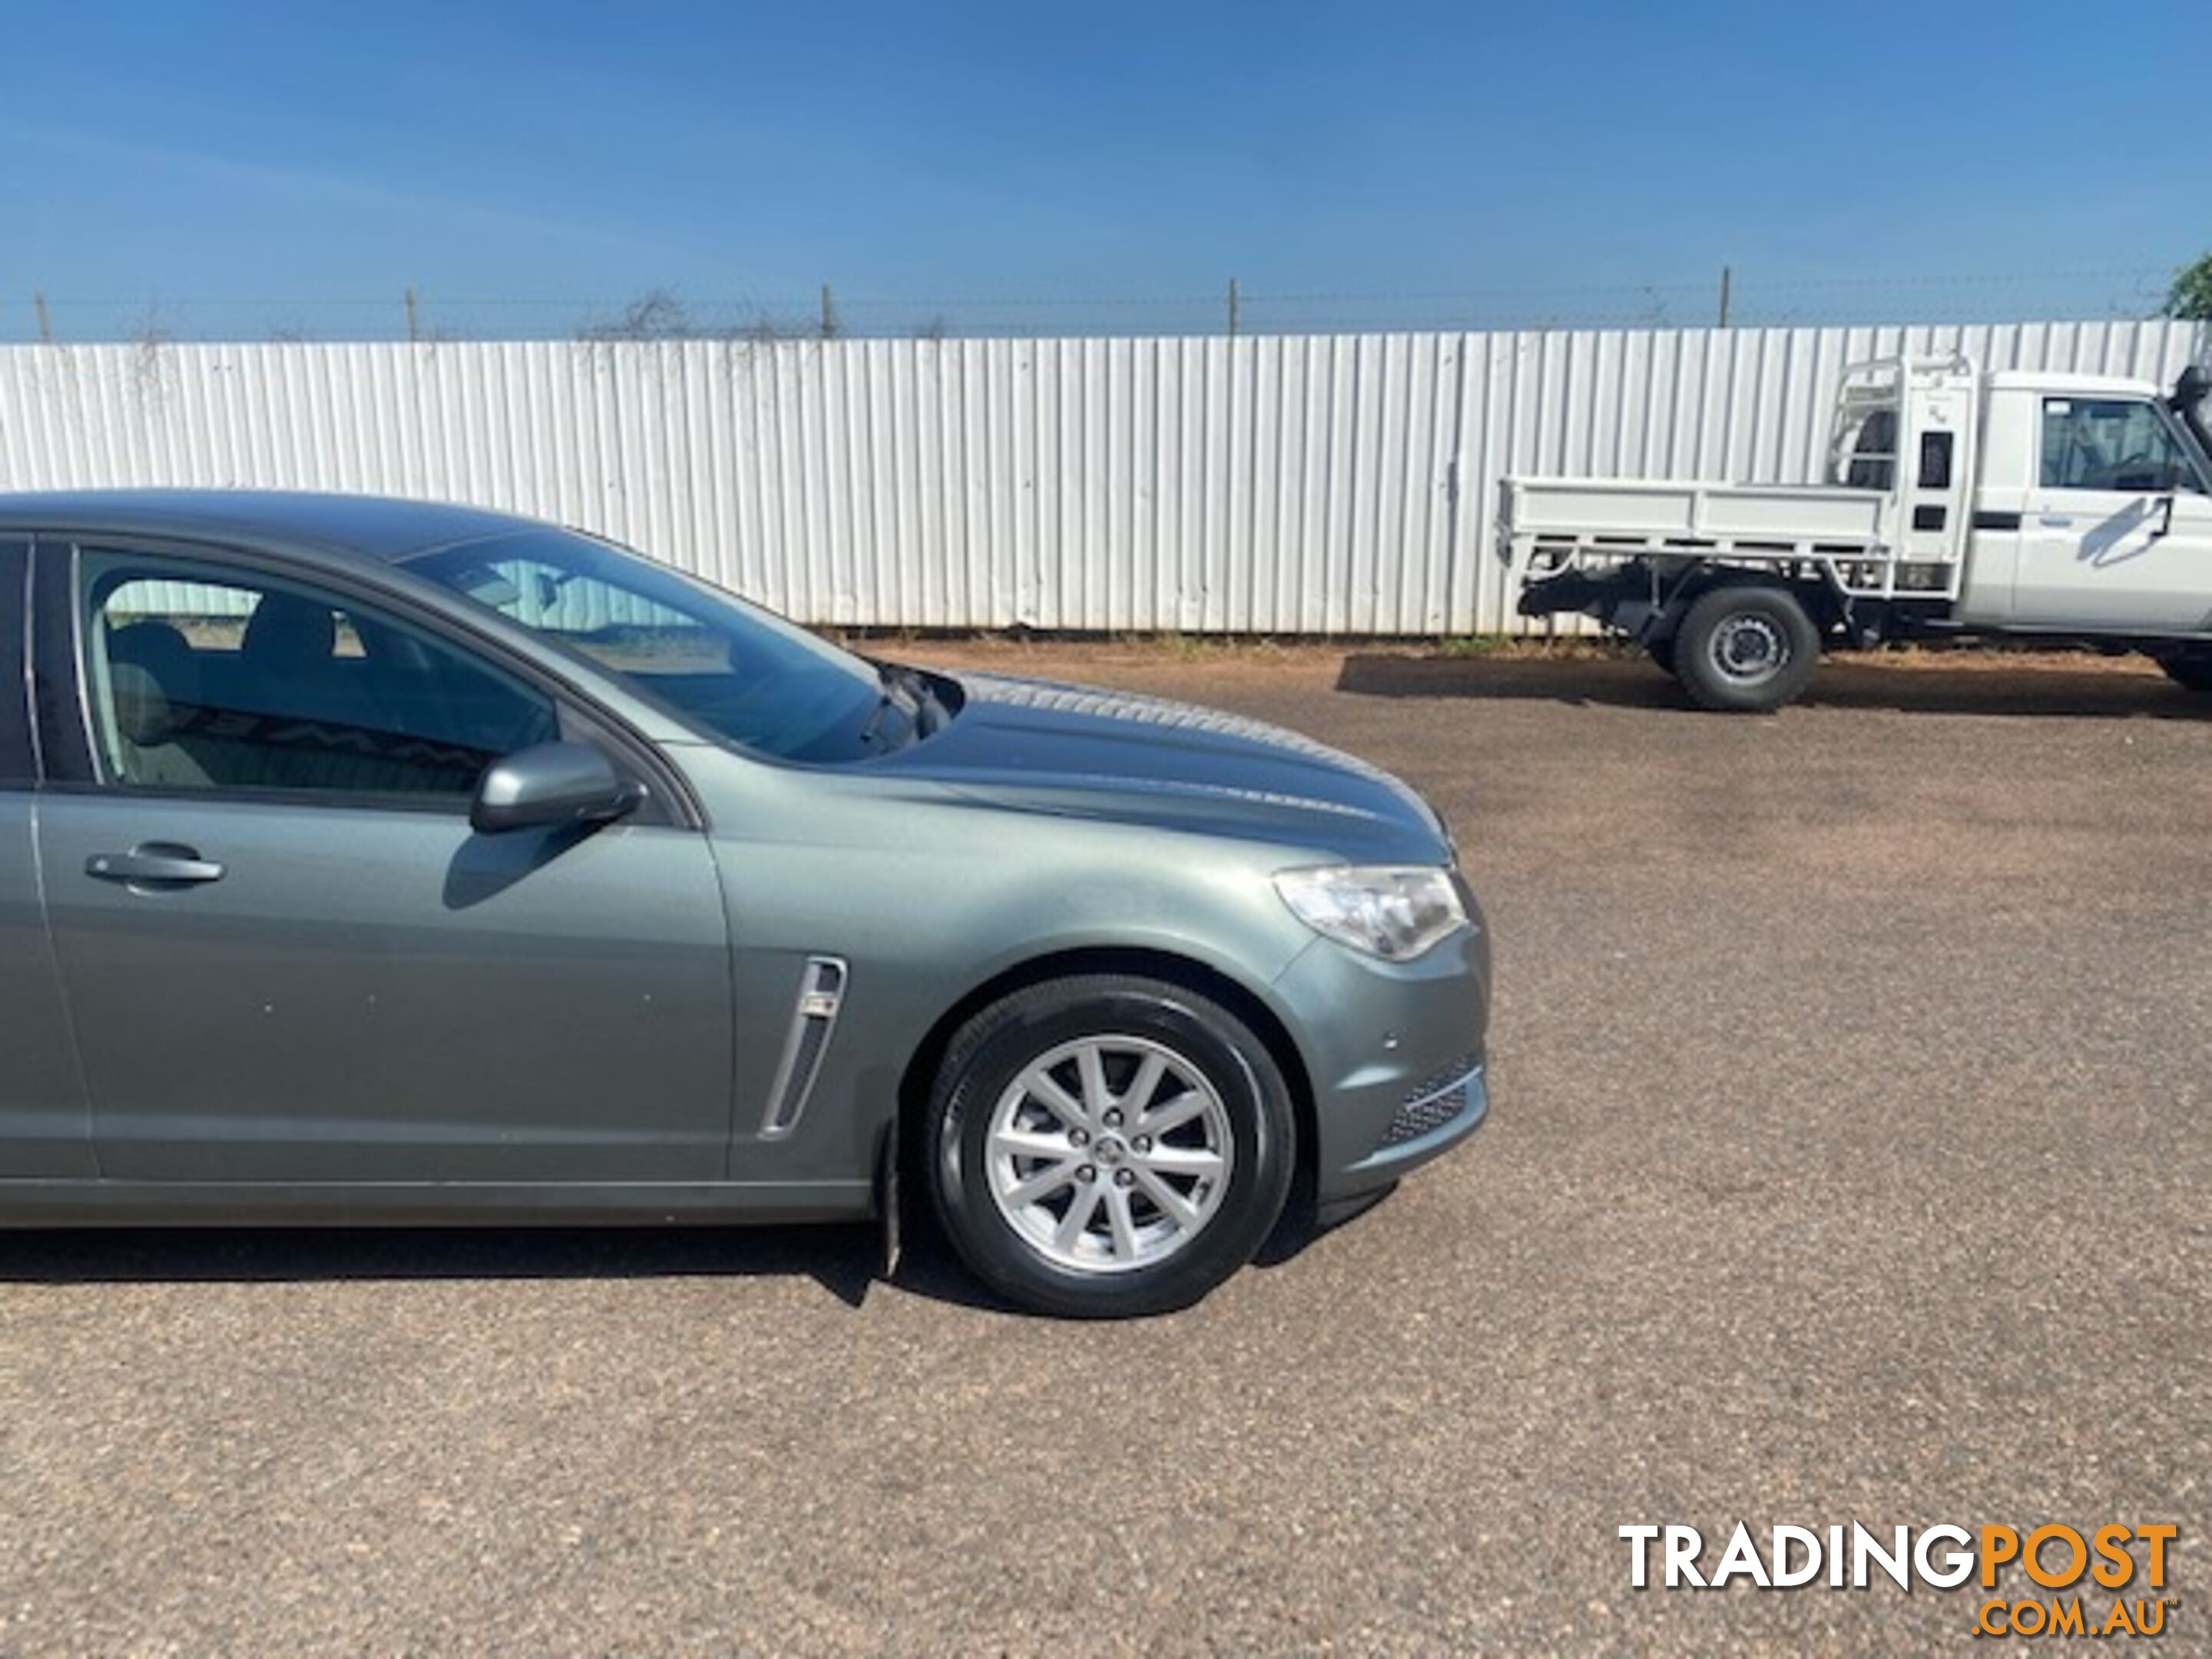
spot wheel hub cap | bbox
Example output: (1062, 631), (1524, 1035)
(1712, 614), (1786, 683)
(984, 1035), (1234, 1275)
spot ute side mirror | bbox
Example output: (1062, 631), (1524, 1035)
(471, 741), (644, 835)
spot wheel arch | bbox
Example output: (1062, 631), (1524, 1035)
(892, 945), (1319, 1215)
(1652, 564), (1842, 644)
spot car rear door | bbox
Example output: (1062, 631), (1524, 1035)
(1, 535), (96, 1177)
(28, 535), (735, 1187)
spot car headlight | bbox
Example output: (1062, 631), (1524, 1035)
(1272, 865), (1469, 962)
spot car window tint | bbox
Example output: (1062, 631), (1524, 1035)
(0, 541), (28, 783)
(2040, 399), (2207, 494)
(79, 551), (558, 800)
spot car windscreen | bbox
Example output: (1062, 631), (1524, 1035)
(406, 528), (904, 763)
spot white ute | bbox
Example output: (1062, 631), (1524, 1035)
(1499, 356), (2212, 710)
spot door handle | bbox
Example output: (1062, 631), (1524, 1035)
(2151, 494), (2176, 538)
(86, 843), (227, 887)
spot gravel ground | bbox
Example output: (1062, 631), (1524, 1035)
(2, 646), (2204, 1656)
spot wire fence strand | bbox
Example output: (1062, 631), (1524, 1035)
(2, 267), (2184, 344)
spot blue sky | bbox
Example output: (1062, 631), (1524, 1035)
(5, 0), (2206, 339)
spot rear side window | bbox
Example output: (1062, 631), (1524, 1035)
(1918, 430), (1954, 492)
(0, 541), (28, 783)
(2041, 399), (2207, 494)
(1843, 408), (1897, 490)
(78, 550), (558, 801)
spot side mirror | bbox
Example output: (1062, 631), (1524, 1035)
(471, 741), (644, 835)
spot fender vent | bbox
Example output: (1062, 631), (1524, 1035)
(761, 956), (847, 1138)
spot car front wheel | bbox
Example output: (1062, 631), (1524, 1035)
(927, 973), (1295, 1318)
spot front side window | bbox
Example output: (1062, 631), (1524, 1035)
(2039, 399), (2207, 494)
(79, 551), (558, 799)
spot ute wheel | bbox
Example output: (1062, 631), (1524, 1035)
(2157, 651), (2212, 694)
(1672, 584), (1820, 713)
(927, 974), (1294, 1319)
(1646, 636), (1678, 675)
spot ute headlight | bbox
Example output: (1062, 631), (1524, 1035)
(1272, 865), (1469, 962)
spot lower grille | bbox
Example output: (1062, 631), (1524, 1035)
(1379, 1053), (1482, 1147)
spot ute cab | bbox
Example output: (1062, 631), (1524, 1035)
(1955, 367), (2212, 634)
(1502, 357), (2212, 710)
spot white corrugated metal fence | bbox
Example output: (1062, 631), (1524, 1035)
(2, 320), (2202, 634)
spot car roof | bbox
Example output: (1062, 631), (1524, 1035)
(0, 488), (548, 562)
(1985, 370), (2164, 399)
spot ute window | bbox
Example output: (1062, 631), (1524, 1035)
(1918, 430), (1954, 492)
(78, 552), (558, 799)
(1842, 408), (1898, 491)
(2040, 399), (2207, 494)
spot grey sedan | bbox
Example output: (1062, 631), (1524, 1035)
(0, 492), (1490, 1316)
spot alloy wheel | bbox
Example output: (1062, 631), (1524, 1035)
(984, 1035), (1234, 1273)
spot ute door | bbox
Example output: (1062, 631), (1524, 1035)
(1, 537), (94, 1177)
(31, 539), (734, 1187)
(2013, 395), (2212, 631)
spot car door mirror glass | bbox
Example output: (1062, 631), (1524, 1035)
(470, 741), (642, 834)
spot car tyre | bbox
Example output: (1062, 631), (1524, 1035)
(1673, 584), (1820, 713)
(927, 973), (1295, 1318)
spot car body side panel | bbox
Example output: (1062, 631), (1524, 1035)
(0, 536), (97, 1177)
(680, 746), (1331, 1188)
(0, 1178), (872, 1227)
(36, 793), (737, 1184)
(0, 798), (98, 1177)
(2014, 488), (2212, 631)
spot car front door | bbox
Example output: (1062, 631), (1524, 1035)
(30, 538), (734, 1187)
(2013, 395), (2212, 631)
(2, 536), (95, 1178)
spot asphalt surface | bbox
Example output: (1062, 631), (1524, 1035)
(2, 646), (2206, 1656)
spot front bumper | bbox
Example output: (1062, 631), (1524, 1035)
(1268, 902), (1492, 1206)
(1351, 1051), (1489, 1168)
